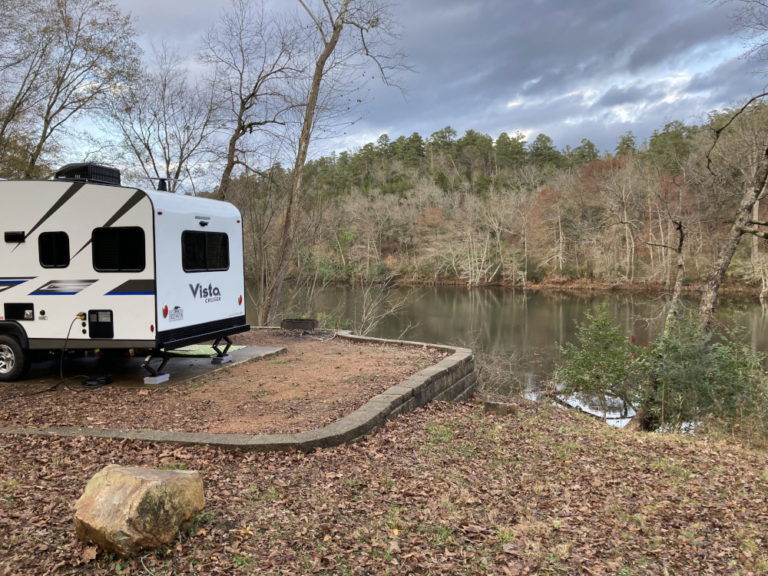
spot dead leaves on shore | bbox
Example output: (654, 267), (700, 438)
(2, 400), (768, 575)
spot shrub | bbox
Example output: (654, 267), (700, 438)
(643, 319), (768, 437)
(556, 307), (645, 417)
(557, 309), (768, 442)
(638, 319), (710, 430)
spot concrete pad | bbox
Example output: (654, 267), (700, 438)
(21, 345), (285, 388)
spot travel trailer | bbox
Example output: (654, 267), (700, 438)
(0, 163), (249, 382)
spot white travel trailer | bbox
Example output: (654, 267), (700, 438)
(0, 164), (249, 382)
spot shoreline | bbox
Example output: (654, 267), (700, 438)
(282, 275), (763, 299)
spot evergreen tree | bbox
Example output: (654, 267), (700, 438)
(569, 138), (600, 166)
(495, 131), (527, 170)
(647, 121), (697, 173)
(616, 131), (637, 157)
(528, 133), (564, 168)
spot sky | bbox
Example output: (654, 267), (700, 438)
(115, 0), (767, 157)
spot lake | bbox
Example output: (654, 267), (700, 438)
(248, 284), (768, 392)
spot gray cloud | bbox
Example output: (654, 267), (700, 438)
(115, 0), (767, 154)
(595, 83), (666, 108)
(686, 55), (767, 100)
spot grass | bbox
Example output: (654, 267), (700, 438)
(425, 422), (454, 444)
(1, 479), (18, 490)
(650, 457), (692, 480)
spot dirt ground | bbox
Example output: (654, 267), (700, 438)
(0, 329), (448, 435)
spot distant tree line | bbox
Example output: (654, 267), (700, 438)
(286, 107), (768, 304)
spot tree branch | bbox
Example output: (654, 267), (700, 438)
(706, 91), (768, 176)
(741, 226), (768, 239)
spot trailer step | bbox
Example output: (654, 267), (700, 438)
(143, 373), (171, 385)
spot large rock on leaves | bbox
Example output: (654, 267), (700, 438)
(74, 464), (204, 557)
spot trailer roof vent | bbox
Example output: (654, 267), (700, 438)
(54, 163), (121, 186)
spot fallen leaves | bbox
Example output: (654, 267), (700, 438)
(80, 546), (98, 564)
(2, 398), (768, 574)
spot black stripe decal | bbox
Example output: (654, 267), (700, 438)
(25, 181), (86, 240)
(102, 190), (146, 228)
(0, 277), (35, 293)
(11, 182), (85, 253)
(71, 190), (146, 260)
(107, 279), (155, 295)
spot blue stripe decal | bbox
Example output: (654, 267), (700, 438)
(0, 278), (35, 293)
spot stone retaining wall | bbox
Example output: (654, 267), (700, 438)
(311, 331), (477, 445)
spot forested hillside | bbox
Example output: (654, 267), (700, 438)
(229, 104), (768, 295)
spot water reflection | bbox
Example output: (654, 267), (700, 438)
(248, 284), (768, 386)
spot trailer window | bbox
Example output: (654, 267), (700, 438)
(39, 231), (70, 268)
(182, 231), (229, 272)
(92, 227), (145, 272)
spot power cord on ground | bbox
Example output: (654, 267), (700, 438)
(0, 313), (113, 400)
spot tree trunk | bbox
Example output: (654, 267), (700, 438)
(749, 199), (768, 303)
(698, 147), (768, 332)
(751, 197), (760, 273)
(557, 210), (564, 273)
(258, 0), (351, 325)
(666, 220), (685, 326)
(218, 129), (242, 200)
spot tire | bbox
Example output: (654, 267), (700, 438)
(0, 334), (30, 382)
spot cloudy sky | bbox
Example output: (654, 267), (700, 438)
(116, 0), (767, 156)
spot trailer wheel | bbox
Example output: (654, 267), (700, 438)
(0, 335), (30, 382)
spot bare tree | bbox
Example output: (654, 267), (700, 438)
(0, 0), (140, 178)
(201, 0), (299, 200)
(599, 157), (644, 281)
(255, 0), (404, 324)
(732, 0), (768, 61)
(105, 45), (217, 194)
(699, 98), (768, 331)
(354, 276), (408, 335)
(0, 0), (58, 174)
(695, 1), (768, 330)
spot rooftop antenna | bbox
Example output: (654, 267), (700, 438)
(149, 176), (180, 192)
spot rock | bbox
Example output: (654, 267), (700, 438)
(483, 400), (518, 417)
(74, 465), (204, 557)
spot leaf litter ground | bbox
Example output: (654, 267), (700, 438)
(1, 331), (768, 575)
(2, 401), (768, 574)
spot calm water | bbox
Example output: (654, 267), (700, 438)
(249, 284), (768, 388)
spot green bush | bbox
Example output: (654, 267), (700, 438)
(644, 319), (768, 436)
(640, 319), (711, 430)
(557, 307), (645, 417)
(316, 311), (351, 330)
(557, 310), (768, 441)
